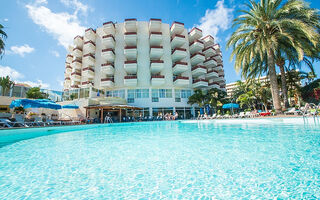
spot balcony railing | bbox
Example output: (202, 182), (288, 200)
(101, 77), (114, 82)
(170, 21), (184, 34)
(124, 75), (137, 79)
(151, 75), (165, 79)
(188, 27), (203, 42)
(193, 79), (208, 84)
(149, 18), (162, 32)
(172, 61), (188, 68)
(173, 76), (189, 82)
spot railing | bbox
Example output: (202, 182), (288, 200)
(102, 48), (115, 54)
(103, 21), (115, 27)
(85, 28), (96, 33)
(173, 76), (188, 82)
(193, 79), (208, 84)
(171, 47), (186, 54)
(101, 77), (114, 82)
(81, 81), (94, 85)
(65, 77), (71, 80)
(192, 65), (206, 71)
(189, 27), (202, 34)
(74, 35), (83, 40)
(102, 34), (115, 40)
(189, 39), (204, 46)
(190, 52), (205, 59)
(125, 18), (137, 21)
(150, 45), (163, 49)
(73, 47), (82, 51)
(72, 60), (82, 63)
(150, 18), (162, 21)
(82, 67), (94, 72)
(209, 82), (219, 86)
(151, 60), (164, 64)
(71, 72), (81, 76)
(124, 46), (137, 49)
(124, 32), (137, 35)
(124, 75), (137, 79)
(204, 57), (217, 63)
(83, 53), (95, 59)
(207, 69), (219, 74)
(172, 61), (188, 68)
(170, 21), (184, 29)
(84, 41), (96, 46)
(171, 34), (185, 41)
(101, 62), (114, 67)
(151, 75), (165, 79)
(124, 60), (137, 64)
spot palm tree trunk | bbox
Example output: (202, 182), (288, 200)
(279, 64), (289, 108)
(267, 50), (282, 113)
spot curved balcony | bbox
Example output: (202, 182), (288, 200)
(84, 41), (96, 53)
(151, 75), (165, 86)
(202, 35), (214, 47)
(173, 76), (189, 87)
(101, 63), (114, 75)
(189, 40), (204, 54)
(71, 83), (80, 89)
(150, 32), (162, 46)
(171, 34), (186, 49)
(82, 67), (95, 79)
(101, 77), (114, 88)
(66, 54), (73, 63)
(204, 57), (217, 68)
(73, 47), (82, 58)
(125, 18), (137, 32)
(208, 82), (220, 89)
(150, 60), (164, 73)
(171, 47), (187, 62)
(149, 18), (162, 32)
(124, 32), (137, 46)
(83, 54), (95, 67)
(215, 75), (225, 83)
(103, 21), (115, 35)
(172, 61), (188, 75)
(150, 46), (163, 60)
(124, 46), (137, 60)
(65, 65), (72, 74)
(81, 81), (94, 88)
(190, 52), (205, 66)
(170, 21), (184, 35)
(124, 60), (137, 74)
(213, 44), (221, 52)
(203, 46), (216, 58)
(73, 36), (83, 48)
(188, 27), (203, 42)
(85, 28), (96, 42)
(124, 75), (137, 86)
(64, 77), (71, 85)
(101, 48), (115, 62)
(191, 65), (207, 77)
(206, 69), (219, 79)
(192, 79), (208, 88)
(218, 70), (225, 76)
(213, 54), (222, 63)
(102, 35), (115, 48)
(71, 60), (82, 70)
(71, 72), (81, 82)
(215, 64), (223, 71)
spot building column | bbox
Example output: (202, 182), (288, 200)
(149, 107), (152, 117)
(100, 108), (103, 123)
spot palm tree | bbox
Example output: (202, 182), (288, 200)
(0, 24), (7, 58)
(0, 76), (15, 96)
(207, 88), (227, 113)
(187, 90), (207, 108)
(227, 0), (320, 113)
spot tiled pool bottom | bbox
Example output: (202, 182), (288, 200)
(0, 118), (319, 199)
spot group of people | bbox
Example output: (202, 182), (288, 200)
(157, 112), (179, 120)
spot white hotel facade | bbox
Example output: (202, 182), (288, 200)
(63, 19), (226, 118)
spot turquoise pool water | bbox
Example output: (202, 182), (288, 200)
(0, 118), (319, 199)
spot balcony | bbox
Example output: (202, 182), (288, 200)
(74, 36), (83, 48)
(124, 60), (137, 74)
(71, 72), (81, 82)
(102, 35), (115, 48)
(206, 69), (219, 79)
(213, 54), (222, 63)
(208, 82), (220, 89)
(191, 65), (207, 77)
(65, 65), (72, 74)
(189, 40), (204, 54)
(215, 64), (223, 71)
(72, 60), (82, 70)
(150, 60), (164, 73)
(124, 32), (137, 46)
(202, 35), (214, 47)
(218, 70), (225, 76)
(203, 57), (217, 68)
(81, 81), (94, 88)
(193, 79), (208, 88)
(65, 77), (71, 84)
(172, 61), (188, 75)
(83, 54), (95, 67)
(66, 54), (73, 63)
(150, 46), (163, 59)
(213, 44), (221, 52)
(101, 63), (114, 75)
(73, 47), (82, 58)
(149, 18), (162, 32)
(170, 21), (184, 35)
(203, 46), (216, 58)
(149, 32), (162, 46)
(101, 48), (115, 62)
(171, 34), (186, 48)
(124, 46), (137, 60)
(173, 76), (189, 87)
(103, 21), (115, 35)
(151, 75), (165, 86)
(101, 77), (114, 88)
(215, 75), (225, 83)
(85, 28), (96, 42)
(71, 83), (80, 89)
(84, 41), (96, 53)
(82, 67), (95, 79)
(124, 75), (138, 86)
(190, 52), (205, 66)
(124, 18), (137, 32)
(188, 27), (203, 42)
(171, 48), (187, 62)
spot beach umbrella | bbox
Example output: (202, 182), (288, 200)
(222, 103), (239, 109)
(62, 104), (79, 109)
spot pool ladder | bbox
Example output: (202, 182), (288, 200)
(104, 116), (113, 123)
(302, 103), (319, 119)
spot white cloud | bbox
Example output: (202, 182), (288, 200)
(60, 0), (89, 16)
(25, 3), (86, 49)
(4, 18), (8, 22)
(35, 0), (48, 4)
(9, 44), (35, 57)
(51, 50), (60, 57)
(20, 80), (50, 89)
(0, 65), (24, 79)
(195, 0), (233, 42)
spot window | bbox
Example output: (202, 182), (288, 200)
(127, 98), (134, 103)
(135, 89), (141, 98)
(165, 89), (172, 98)
(152, 89), (159, 98)
(175, 98), (181, 102)
(128, 89), (135, 98)
(181, 90), (187, 98)
(186, 90), (192, 98)
(152, 97), (159, 102)
(142, 89), (149, 98)
(175, 89), (180, 98)
(106, 91), (112, 97)
(119, 90), (125, 98)
(159, 89), (165, 98)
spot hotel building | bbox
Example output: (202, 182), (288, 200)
(63, 19), (226, 119)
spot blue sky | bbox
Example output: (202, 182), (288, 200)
(1, 0), (320, 90)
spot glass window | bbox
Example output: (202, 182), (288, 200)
(152, 89), (159, 98)
(159, 89), (165, 98)
(181, 90), (187, 98)
(175, 89), (180, 98)
(127, 98), (134, 103)
(135, 89), (141, 98)
(143, 108), (149, 117)
(128, 89), (135, 98)
(142, 89), (149, 98)
(186, 90), (192, 98)
(152, 97), (159, 102)
(175, 98), (181, 102)
(106, 91), (112, 97)
(165, 89), (172, 98)
(119, 90), (125, 98)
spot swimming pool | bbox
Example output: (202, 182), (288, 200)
(0, 117), (319, 199)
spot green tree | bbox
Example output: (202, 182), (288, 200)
(26, 87), (47, 99)
(187, 90), (207, 108)
(227, 0), (320, 113)
(0, 76), (15, 96)
(207, 88), (227, 113)
(0, 24), (7, 58)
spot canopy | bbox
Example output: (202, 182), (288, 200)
(62, 104), (79, 109)
(222, 103), (240, 109)
(10, 99), (62, 110)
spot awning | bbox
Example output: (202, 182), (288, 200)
(62, 104), (79, 109)
(10, 99), (62, 110)
(222, 103), (239, 109)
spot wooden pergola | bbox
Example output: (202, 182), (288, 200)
(84, 104), (142, 122)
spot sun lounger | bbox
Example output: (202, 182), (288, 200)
(285, 108), (302, 115)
